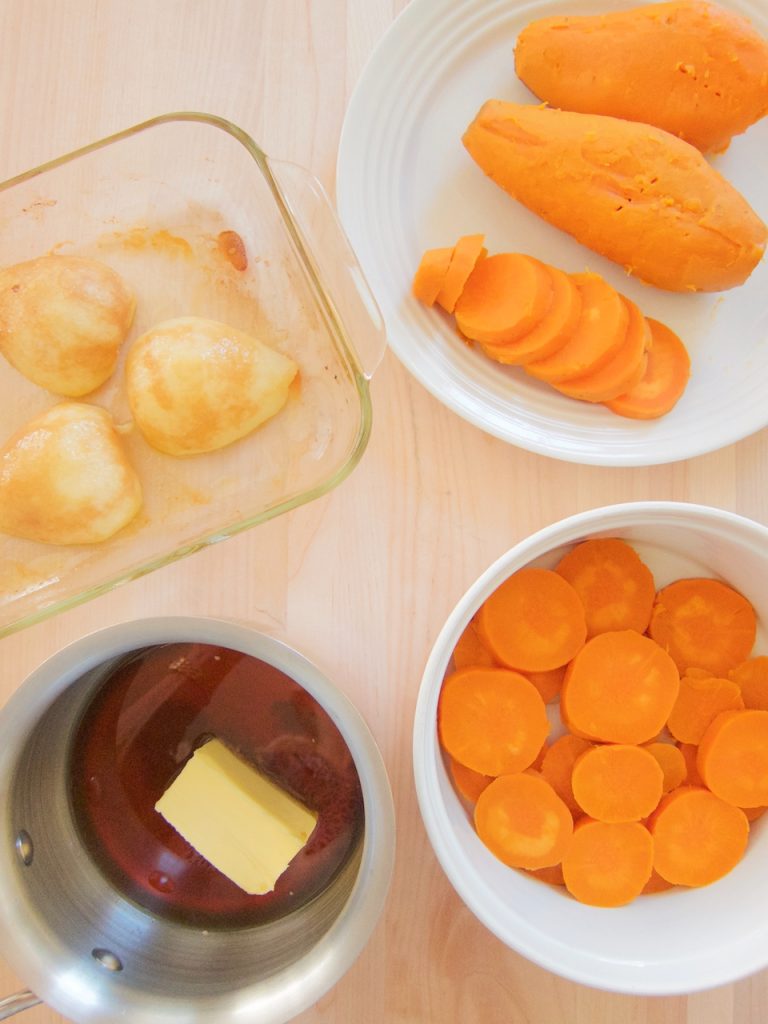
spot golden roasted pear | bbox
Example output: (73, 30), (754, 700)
(0, 254), (136, 396)
(0, 403), (143, 545)
(125, 316), (298, 456)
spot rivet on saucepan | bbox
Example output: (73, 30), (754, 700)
(14, 830), (33, 866)
(92, 949), (123, 973)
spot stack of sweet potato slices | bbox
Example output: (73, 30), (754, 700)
(413, 235), (691, 420)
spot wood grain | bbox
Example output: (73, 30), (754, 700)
(0, 1), (766, 1021)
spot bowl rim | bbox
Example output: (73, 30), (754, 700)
(413, 500), (768, 995)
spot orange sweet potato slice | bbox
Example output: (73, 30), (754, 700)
(605, 318), (691, 419)
(412, 246), (453, 306)
(525, 272), (629, 383)
(436, 234), (486, 313)
(454, 252), (554, 346)
(554, 294), (651, 402)
(479, 262), (582, 365)
(475, 772), (573, 870)
(438, 666), (550, 776)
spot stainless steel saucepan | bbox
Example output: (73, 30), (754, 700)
(0, 617), (395, 1023)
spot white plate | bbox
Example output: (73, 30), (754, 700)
(336, 0), (768, 466)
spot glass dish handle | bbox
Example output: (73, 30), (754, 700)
(0, 991), (41, 1020)
(264, 158), (387, 379)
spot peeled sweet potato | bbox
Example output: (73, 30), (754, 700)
(514, 1), (768, 154)
(462, 100), (766, 292)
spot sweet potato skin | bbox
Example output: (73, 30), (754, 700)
(462, 100), (766, 292)
(514, 1), (768, 154)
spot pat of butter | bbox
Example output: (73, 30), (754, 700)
(155, 738), (317, 895)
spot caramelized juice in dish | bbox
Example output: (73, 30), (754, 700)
(69, 643), (364, 927)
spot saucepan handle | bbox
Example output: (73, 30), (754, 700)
(0, 991), (41, 1019)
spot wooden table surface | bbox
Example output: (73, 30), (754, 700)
(1, 1), (767, 1022)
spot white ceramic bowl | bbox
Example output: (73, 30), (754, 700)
(413, 502), (768, 995)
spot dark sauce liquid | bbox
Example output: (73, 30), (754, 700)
(69, 643), (364, 927)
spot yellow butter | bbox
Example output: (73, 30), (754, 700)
(155, 738), (317, 895)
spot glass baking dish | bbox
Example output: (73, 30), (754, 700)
(0, 112), (386, 637)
